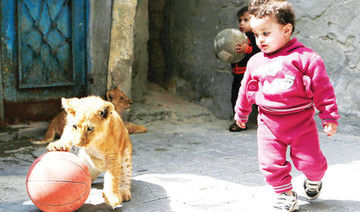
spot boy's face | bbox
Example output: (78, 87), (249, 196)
(238, 12), (252, 33)
(250, 15), (292, 54)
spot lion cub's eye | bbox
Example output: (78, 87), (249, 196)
(87, 126), (94, 132)
(73, 125), (77, 130)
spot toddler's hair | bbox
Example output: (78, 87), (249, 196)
(249, 0), (295, 33)
(237, 6), (248, 17)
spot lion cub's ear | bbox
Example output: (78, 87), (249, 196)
(62, 97), (80, 117)
(106, 90), (114, 102)
(98, 102), (114, 120)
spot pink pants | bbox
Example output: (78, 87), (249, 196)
(257, 107), (327, 194)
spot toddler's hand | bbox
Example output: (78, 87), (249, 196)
(236, 121), (246, 129)
(324, 122), (338, 137)
(235, 41), (248, 54)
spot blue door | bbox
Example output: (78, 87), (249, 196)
(0, 0), (88, 123)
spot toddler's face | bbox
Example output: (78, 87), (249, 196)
(250, 15), (291, 54)
(238, 12), (252, 33)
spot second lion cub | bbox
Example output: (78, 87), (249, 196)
(32, 87), (147, 144)
(47, 96), (132, 208)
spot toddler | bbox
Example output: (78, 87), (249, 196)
(234, 0), (340, 211)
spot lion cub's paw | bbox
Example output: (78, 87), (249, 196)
(135, 125), (148, 134)
(120, 189), (131, 202)
(46, 142), (71, 152)
(103, 191), (123, 208)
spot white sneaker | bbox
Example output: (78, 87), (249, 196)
(273, 191), (299, 211)
(304, 179), (322, 200)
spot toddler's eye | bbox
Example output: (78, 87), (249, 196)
(263, 32), (270, 36)
(73, 125), (77, 130)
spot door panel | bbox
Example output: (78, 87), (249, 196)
(1, 0), (87, 104)
(18, 0), (74, 89)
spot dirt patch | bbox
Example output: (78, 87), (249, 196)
(129, 83), (219, 126)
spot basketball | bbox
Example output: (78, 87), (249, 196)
(26, 152), (91, 212)
(214, 28), (248, 64)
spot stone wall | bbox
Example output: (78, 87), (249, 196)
(144, 0), (360, 134)
(291, 0), (360, 134)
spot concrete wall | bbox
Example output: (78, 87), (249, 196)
(88, 0), (138, 101)
(143, 0), (360, 134)
(161, 0), (249, 120)
(108, 0), (138, 98)
(87, 0), (112, 98)
(147, 0), (166, 88)
(133, 0), (149, 101)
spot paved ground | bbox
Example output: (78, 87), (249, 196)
(1, 85), (360, 212)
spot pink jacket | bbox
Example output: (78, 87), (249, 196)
(234, 38), (340, 126)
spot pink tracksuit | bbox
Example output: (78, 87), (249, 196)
(234, 38), (340, 194)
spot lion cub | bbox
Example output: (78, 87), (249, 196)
(106, 87), (148, 134)
(47, 96), (132, 208)
(32, 87), (147, 144)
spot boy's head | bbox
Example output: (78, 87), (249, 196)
(249, 0), (295, 34)
(237, 6), (252, 33)
(248, 0), (295, 53)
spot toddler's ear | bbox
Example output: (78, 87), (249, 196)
(283, 23), (293, 36)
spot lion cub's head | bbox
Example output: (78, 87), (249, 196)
(62, 96), (117, 148)
(106, 86), (132, 115)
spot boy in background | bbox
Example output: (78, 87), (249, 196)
(229, 6), (261, 132)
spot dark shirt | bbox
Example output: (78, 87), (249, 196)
(231, 32), (261, 74)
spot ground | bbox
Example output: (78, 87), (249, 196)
(1, 83), (360, 212)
